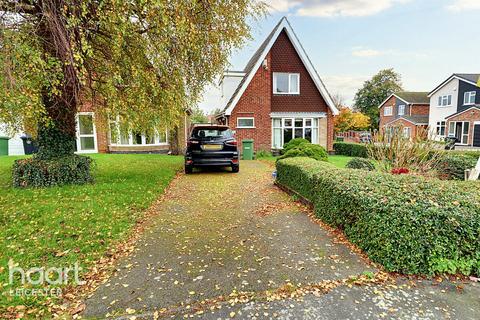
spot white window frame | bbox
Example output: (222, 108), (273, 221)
(448, 121), (470, 145)
(109, 116), (168, 147)
(398, 105), (406, 116)
(438, 94), (453, 107)
(273, 73), (300, 95)
(75, 112), (98, 154)
(384, 106), (393, 116)
(464, 91), (476, 105)
(403, 127), (411, 139)
(271, 117), (320, 148)
(236, 117), (255, 129)
(436, 121), (446, 137)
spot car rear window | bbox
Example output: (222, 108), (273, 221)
(191, 128), (233, 140)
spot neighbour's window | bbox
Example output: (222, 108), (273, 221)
(273, 73), (300, 94)
(464, 91), (476, 105)
(438, 95), (452, 107)
(109, 117), (168, 146)
(403, 127), (411, 138)
(192, 128), (233, 139)
(237, 117), (255, 128)
(436, 121), (446, 136)
(398, 105), (405, 116)
(384, 106), (393, 116)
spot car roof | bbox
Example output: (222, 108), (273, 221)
(192, 124), (230, 130)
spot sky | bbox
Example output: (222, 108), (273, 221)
(197, 0), (480, 113)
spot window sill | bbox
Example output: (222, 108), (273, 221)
(236, 127), (256, 129)
(273, 92), (300, 96)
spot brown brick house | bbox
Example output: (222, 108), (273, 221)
(216, 17), (339, 152)
(76, 101), (190, 155)
(378, 92), (430, 139)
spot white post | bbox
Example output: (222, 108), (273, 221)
(467, 156), (480, 181)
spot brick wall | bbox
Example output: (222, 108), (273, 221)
(229, 30), (334, 152)
(410, 104), (430, 116)
(79, 101), (109, 153)
(379, 96), (396, 128)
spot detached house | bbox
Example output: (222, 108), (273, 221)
(378, 91), (430, 139)
(216, 17), (339, 152)
(428, 74), (480, 147)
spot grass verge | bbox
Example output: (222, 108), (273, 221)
(257, 154), (353, 169)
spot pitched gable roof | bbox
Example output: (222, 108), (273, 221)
(428, 73), (480, 97)
(378, 91), (429, 108)
(223, 17), (338, 116)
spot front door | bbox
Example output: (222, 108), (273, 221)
(474, 123), (480, 147)
(76, 113), (98, 153)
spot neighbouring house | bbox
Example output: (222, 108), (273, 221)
(215, 17), (339, 152)
(75, 101), (191, 154)
(378, 91), (430, 139)
(0, 124), (25, 156)
(428, 73), (480, 147)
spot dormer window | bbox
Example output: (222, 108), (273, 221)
(464, 91), (476, 105)
(438, 95), (452, 107)
(273, 73), (300, 94)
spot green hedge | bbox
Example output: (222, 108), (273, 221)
(333, 142), (368, 158)
(276, 157), (480, 275)
(346, 157), (375, 171)
(436, 152), (479, 180)
(278, 143), (328, 162)
(13, 155), (95, 188)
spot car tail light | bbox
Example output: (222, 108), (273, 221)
(187, 140), (199, 147)
(225, 139), (237, 146)
(232, 159), (239, 164)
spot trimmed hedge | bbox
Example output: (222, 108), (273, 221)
(276, 157), (480, 276)
(333, 142), (368, 158)
(13, 155), (95, 188)
(436, 152), (479, 180)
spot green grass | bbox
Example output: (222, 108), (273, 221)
(0, 154), (182, 313)
(258, 154), (353, 168)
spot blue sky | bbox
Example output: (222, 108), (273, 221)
(198, 0), (480, 112)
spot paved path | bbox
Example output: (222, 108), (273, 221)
(83, 161), (479, 319)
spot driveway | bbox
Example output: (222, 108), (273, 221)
(83, 161), (480, 319)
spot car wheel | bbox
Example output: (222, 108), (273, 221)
(231, 165), (239, 173)
(185, 166), (193, 174)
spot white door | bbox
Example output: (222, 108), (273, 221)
(76, 113), (97, 153)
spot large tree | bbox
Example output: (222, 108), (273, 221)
(0, 1), (262, 163)
(353, 68), (403, 129)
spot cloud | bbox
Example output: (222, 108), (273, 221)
(446, 0), (480, 12)
(263, 0), (411, 17)
(352, 48), (385, 57)
(322, 75), (368, 106)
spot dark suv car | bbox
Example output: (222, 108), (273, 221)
(184, 125), (239, 173)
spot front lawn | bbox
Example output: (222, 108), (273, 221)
(0, 154), (182, 314)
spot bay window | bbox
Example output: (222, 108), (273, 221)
(272, 117), (319, 148)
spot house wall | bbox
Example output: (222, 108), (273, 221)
(0, 124), (25, 156)
(229, 30), (334, 152)
(458, 81), (480, 113)
(379, 95), (396, 128)
(428, 78), (459, 140)
(410, 104), (430, 116)
(79, 101), (109, 153)
(446, 108), (480, 146)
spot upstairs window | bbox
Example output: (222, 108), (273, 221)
(398, 105), (405, 116)
(273, 73), (300, 94)
(384, 106), (393, 116)
(464, 91), (476, 105)
(438, 95), (452, 107)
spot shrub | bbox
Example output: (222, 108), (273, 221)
(276, 157), (480, 276)
(346, 157), (375, 171)
(278, 144), (328, 162)
(333, 142), (368, 158)
(282, 138), (310, 154)
(13, 155), (95, 188)
(436, 153), (478, 180)
(256, 150), (273, 158)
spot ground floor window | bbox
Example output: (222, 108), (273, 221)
(272, 118), (319, 148)
(109, 117), (168, 146)
(403, 127), (411, 138)
(76, 113), (97, 153)
(436, 121), (446, 137)
(448, 121), (470, 145)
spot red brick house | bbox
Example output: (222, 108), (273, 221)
(216, 17), (339, 152)
(378, 92), (430, 139)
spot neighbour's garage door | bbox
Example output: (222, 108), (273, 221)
(474, 123), (480, 147)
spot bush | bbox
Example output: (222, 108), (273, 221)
(278, 143), (328, 162)
(436, 153), (478, 180)
(282, 138), (310, 154)
(346, 157), (375, 171)
(256, 150), (273, 158)
(13, 155), (95, 188)
(333, 142), (368, 158)
(276, 157), (480, 276)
